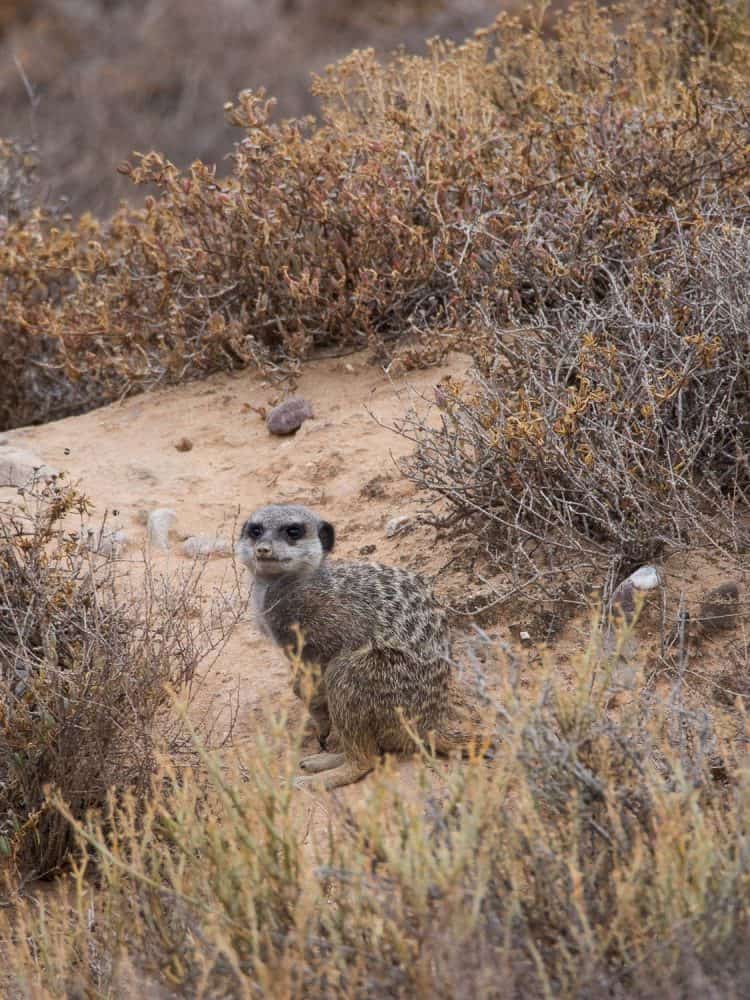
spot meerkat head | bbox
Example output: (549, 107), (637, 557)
(236, 503), (335, 581)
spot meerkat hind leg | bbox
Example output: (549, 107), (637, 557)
(293, 673), (332, 748)
(299, 751), (347, 773)
(294, 755), (375, 790)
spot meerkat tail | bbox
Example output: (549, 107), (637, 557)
(431, 727), (489, 757)
(431, 694), (492, 757)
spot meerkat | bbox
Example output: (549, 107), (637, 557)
(237, 503), (483, 790)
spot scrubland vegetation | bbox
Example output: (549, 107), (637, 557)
(4, 627), (750, 997)
(0, 482), (238, 882)
(1, 0), (750, 996)
(0, 0), (502, 215)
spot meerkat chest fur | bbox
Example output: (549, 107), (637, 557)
(251, 579), (274, 638)
(257, 560), (450, 667)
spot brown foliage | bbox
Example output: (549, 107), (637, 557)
(2, 1), (750, 431)
(0, 480), (236, 879)
(401, 221), (750, 586)
(0, 0), (505, 216)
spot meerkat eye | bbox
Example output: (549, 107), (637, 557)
(285, 523), (305, 541)
(246, 523), (263, 540)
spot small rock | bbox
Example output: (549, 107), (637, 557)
(610, 564), (662, 625)
(182, 535), (232, 559)
(359, 544), (377, 556)
(266, 397), (314, 436)
(385, 515), (412, 538)
(175, 437), (194, 452)
(148, 508), (177, 550)
(698, 582), (740, 635)
(105, 530), (131, 555)
(519, 630), (532, 645)
(0, 447), (58, 488)
(627, 565), (662, 590)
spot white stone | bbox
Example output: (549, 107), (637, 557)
(182, 535), (232, 559)
(626, 565), (662, 590)
(385, 515), (412, 538)
(147, 508), (177, 549)
(84, 528), (132, 557)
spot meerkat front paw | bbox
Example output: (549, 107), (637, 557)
(321, 730), (341, 752)
(295, 757), (376, 791)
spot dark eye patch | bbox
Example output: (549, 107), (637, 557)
(244, 522), (263, 540)
(285, 523), (305, 541)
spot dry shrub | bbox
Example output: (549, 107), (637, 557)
(0, 141), (100, 428)
(2, 633), (750, 998)
(400, 218), (750, 593)
(3, 0), (750, 432)
(1, 0), (284, 216)
(0, 0), (504, 216)
(0, 479), (237, 880)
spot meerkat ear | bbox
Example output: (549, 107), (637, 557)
(318, 521), (335, 552)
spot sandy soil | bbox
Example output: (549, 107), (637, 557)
(3, 351), (488, 833)
(4, 351), (748, 840)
